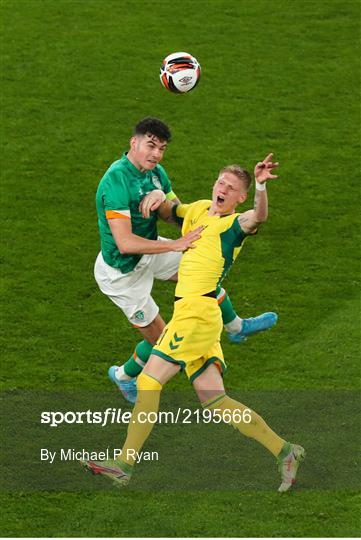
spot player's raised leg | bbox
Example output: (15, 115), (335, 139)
(193, 363), (305, 492)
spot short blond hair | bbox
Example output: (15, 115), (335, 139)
(219, 164), (252, 191)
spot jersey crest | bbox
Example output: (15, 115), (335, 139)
(152, 175), (162, 190)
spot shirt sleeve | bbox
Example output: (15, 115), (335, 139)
(103, 171), (131, 219)
(233, 215), (258, 242)
(237, 215), (258, 237)
(175, 203), (190, 217)
(171, 203), (190, 226)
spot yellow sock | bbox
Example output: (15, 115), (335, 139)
(202, 393), (285, 457)
(119, 372), (162, 466)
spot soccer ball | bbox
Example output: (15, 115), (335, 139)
(160, 52), (201, 94)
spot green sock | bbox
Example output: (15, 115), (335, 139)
(123, 340), (153, 378)
(216, 286), (237, 325)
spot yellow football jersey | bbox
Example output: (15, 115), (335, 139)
(173, 200), (249, 297)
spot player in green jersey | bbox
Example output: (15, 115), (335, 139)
(95, 117), (277, 402)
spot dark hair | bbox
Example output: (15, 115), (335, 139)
(133, 117), (171, 142)
(219, 164), (252, 191)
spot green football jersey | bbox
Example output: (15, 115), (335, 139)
(96, 154), (172, 273)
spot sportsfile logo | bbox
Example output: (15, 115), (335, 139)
(40, 408), (252, 427)
(41, 409), (132, 427)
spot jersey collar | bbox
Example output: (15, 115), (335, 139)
(206, 203), (232, 218)
(121, 152), (148, 178)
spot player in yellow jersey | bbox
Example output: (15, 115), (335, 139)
(82, 153), (305, 492)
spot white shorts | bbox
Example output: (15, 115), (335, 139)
(94, 238), (182, 327)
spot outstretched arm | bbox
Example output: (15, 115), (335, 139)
(238, 153), (279, 234)
(108, 216), (202, 254)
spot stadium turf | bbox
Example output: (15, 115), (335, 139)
(1, 0), (360, 537)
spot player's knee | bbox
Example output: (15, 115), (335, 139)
(137, 372), (163, 392)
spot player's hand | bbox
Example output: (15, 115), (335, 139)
(171, 226), (203, 252)
(254, 153), (279, 184)
(139, 190), (166, 218)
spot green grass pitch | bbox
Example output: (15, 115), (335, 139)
(1, 0), (360, 537)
